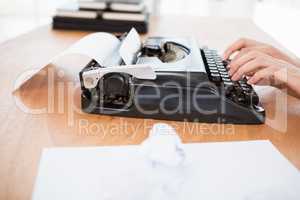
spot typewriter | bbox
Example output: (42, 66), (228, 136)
(79, 30), (265, 124)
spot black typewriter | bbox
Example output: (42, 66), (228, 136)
(79, 32), (265, 124)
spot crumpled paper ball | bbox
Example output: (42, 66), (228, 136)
(141, 123), (185, 167)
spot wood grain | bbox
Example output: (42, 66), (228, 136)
(0, 16), (300, 200)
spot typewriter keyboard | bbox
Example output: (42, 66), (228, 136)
(202, 47), (259, 106)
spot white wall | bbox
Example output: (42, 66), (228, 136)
(1, 0), (300, 17)
(0, 0), (300, 55)
(0, 0), (71, 16)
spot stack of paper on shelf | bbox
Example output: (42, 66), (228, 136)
(52, 0), (149, 33)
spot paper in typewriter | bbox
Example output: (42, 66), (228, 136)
(13, 29), (141, 92)
(61, 32), (122, 66)
(13, 28), (206, 92)
(61, 28), (142, 67)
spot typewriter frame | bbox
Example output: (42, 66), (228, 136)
(79, 37), (265, 124)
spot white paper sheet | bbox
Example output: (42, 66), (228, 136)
(32, 140), (300, 200)
(13, 31), (122, 92)
(61, 32), (121, 66)
(119, 28), (142, 65)
(13, 28), (207, 93)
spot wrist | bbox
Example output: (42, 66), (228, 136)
(272, 66), (298, 87)
(281, 67), (300, 98)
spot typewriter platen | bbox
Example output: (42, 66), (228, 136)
(79, 32), (265, 124)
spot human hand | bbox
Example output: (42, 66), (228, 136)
(223, 38), (299, 67)
(228, 50), (299, 88)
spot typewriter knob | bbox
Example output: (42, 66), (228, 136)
(104, 74), (125, 94)
(103, 73), (129, 100)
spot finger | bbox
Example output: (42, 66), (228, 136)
(223, 38), (264, 59)
(231, 58), (266, 81)
(245, 71), (256, 76)
(228, 50), (258, 75)
(247, 68), (272, 85)
(223, 38), (249, 60)
(229, 47), (252, 62)
(230, 45), (271, 62)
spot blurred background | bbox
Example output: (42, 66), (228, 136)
(0, 0), (300, 55)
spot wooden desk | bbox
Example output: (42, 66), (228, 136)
(0, 16), (300, 200)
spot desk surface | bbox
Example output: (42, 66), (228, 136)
(0, 16), (300, 200)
